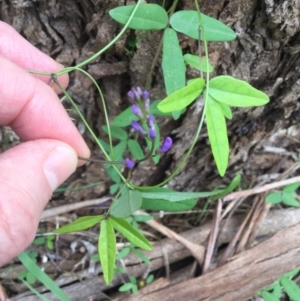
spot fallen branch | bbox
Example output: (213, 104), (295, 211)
(123, 222), (300, 301)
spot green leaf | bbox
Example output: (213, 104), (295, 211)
(218, 102), (233, 119)
(141, 187), (222, 201)
(116, 247), (131, 260)
(102, 125), (128, 140)
(280, 277), (300, 301)
(131, 248), (151, 264)
(26, 272), (36, 284)
(209, 76), (269, 107)
(157, 78), (205, 113)
(150, 100), (173, 116)
(282, 192), (300, 207)
(134, 214), (154, 223)
(205, 95), (229, 176)
(112, 107), (138, 127)
(109, 216), (152, 250)
(105, 165), (121, 183)
(210, 174), (241, 201)
(162, 28), (186, 120)
(183, 54), (213, 72)
(119, 283), (134, 292)
(283, 182), (300, 192)
(99, 219), (116, 284)
(141, 197), (197, 212)
(146, 274), (154, 284)
(112, 141), (127, 160)
(110, 188), (142, 218)
(110, 183), (120, 195)
(128, 139), (144, 160)
(53, 216), (104, 234)
(170, 11), (236, 41)
(18, 252), (72, 301)
(132, 284), (138, 294)
(97, 138), (111, 152)
(265, 192), (282, 204)
(162, 28), (186, 96)
(258, 290), (280, 301)
(109, 4), (168, 30)
(172, 109), (185, 120)
(284, 268), (300, 279)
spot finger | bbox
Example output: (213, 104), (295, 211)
(0, 55), (90, 160)
(0, 21), (68, 93)
(0, 140), (78, 266)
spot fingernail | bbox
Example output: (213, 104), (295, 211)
(43, 146), (77, 191)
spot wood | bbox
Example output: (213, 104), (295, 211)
(124, 222), (300, 301)
(10, 208), (300, 300)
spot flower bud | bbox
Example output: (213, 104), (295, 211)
(125, 158), (135, 169)
(132, 104), (143, 118)
(127, 90), (135, 102)
(157, 137), (173, 154)
(147, 114), (155, 130)
(131, 120), (146, 135)
(149, 128), (156, 140)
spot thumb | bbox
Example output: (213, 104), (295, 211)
(0, 139), (78, 266)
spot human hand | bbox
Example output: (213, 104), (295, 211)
(0, 21), (90, 266)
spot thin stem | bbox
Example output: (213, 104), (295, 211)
(78, 156), (123, 164)
(51, 76), (129, 186)
(198, 27), (203, 79)
(55, 0), (143, 76)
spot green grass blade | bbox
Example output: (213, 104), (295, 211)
(18, 252), (71, 301)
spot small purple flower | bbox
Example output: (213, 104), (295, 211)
(131, 87), (143, 101)
(131, 120), (146, 135)
(131, 104), (143, 118)
(125, 158), (135, 169)
(147, 114), (155, 130)
(149, 128), (156, 140)
(157, 137), (173, 154)
(127, 90), (135, 101)
(142, 90), (149, 101)
(144, 97), (150, 111)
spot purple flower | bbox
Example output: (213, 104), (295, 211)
(127, 90), (135, 101)
(144, 97), (150, 111)
(147, 114), (155, 130)
(157, 137), (173, 154)
(125, 158), (135, 169)
(149, 128), (156, 139)
(131, 120), (146, 135)
(142, 90), (149, 101)
(131, 104), (143, 118)
(131, 87), (143, 101)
